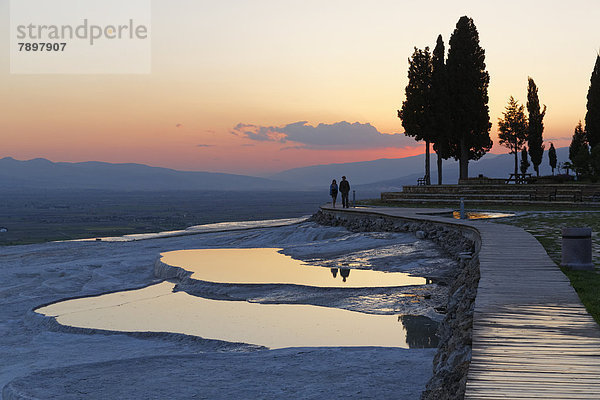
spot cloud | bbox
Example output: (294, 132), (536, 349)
(231, 123), (287, 142)
(175, 123), (183, 128)
(197, 144), (215, 148)
(232, 121), (413, 150)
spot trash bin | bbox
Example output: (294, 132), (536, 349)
(561, 227), (594, 270)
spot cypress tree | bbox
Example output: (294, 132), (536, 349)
(548, 143), (557, 175)
(586, 55), (600, 149)
(520, 147), (530, 175)
(526, 77), (546, 176)
(398, 47), (434, 185)
(498, 96), (528, 177)
(446, 16), (492, 181)
(431, 34), (452, 185)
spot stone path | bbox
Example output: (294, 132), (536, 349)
(321, 206), (600, 399)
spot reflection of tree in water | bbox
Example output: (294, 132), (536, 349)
(398, 315), (439, 348)
(339, 268), (350, 282)
(330, 268), (338, 278)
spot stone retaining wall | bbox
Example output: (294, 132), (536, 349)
(310, 209), (480, 400)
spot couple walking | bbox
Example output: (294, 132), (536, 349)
(329, 176), (351, 208)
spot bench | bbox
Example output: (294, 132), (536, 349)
(417, 174), (429, 186)
(505, 173), (532, 184)
(529, 187), (557, 201)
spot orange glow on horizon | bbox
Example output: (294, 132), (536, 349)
(1, 1), (597, 174)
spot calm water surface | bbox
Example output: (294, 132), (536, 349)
(160, 248), (427, 288)
(37, 281), (438, 349)
(38, 247), (438, 349)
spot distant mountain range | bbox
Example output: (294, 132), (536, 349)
(0, 157), (291, 191)
(0, 147), (569, 193)
(271, 147), (570, 194)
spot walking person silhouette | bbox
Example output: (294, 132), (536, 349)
(339, 176), (350, 208)
(330, 179), (338, 208)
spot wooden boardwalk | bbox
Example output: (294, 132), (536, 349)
(321, 206), (600, 399)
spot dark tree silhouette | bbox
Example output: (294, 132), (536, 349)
(399, 315), (439, 348)
(570, 121), (588, 160)
(498, 96), (528, 177)
(446, 16), (492, 181)
(591, 146), (600, 178)
(520, 147), (530, 175)
(548, 143), (557, 175)
(526, 77), (546, 176)
(398, 47), (433, 185)
(431, 34), (452, 185)
(586, 55), (600, 179)
(569, 121), (590, 178)
(586, 55), (600, 149)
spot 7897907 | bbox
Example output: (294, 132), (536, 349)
(18, 42), (66, 51)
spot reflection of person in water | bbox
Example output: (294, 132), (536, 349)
(339, 267), (350, 282)
(330, 268), (338, 278)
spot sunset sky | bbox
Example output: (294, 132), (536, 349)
(1, 0), (599, 176)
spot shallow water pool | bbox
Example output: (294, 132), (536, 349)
(450, 211), (514, 219)
(37, 241), (442, 350)
(37, 281), (438, 349)
(159, 248), (427, 288)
